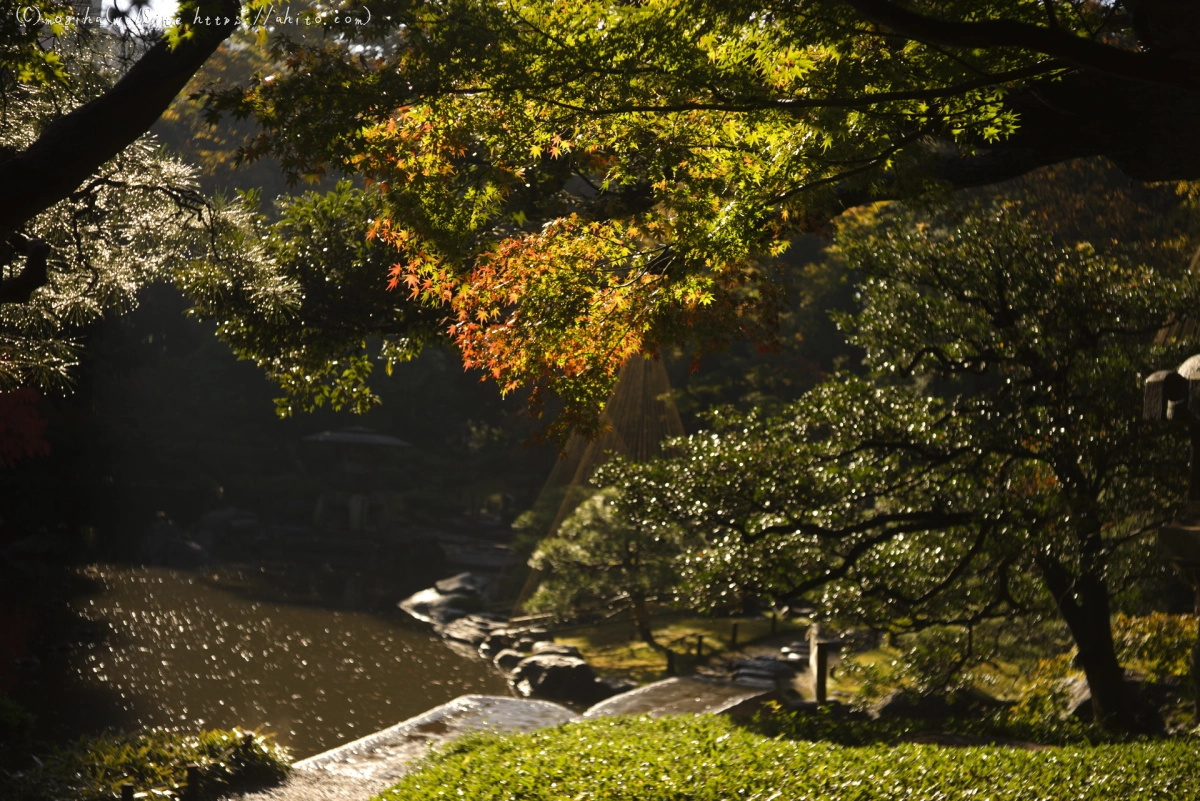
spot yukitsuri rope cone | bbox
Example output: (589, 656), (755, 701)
(509, 356), (685, 616)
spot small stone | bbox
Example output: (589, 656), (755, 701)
(493, 649), (525, 674)
(434, 572), (491, 597)
(441, 614), (508, 646)
(478, 631), (514, 659)
(531, 641), (581, 657)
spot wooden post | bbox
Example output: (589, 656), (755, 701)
(121, 785), (134, 801)
(770, 612), (777, 634)
(666, 649), (676, 677)
(695, 635), (703, 659)
(730, 622), (739, 650)
(812, 641), (829, 704)
(808, 624), (822, 702)
(809, 639), (841, 705)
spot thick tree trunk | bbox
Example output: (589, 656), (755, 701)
(1036, 554), (1162, 733)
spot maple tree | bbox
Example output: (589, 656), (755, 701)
(7, 2), (1200, 427)
(2, 0), (1198, 736)
(192, 0), (1200, 430)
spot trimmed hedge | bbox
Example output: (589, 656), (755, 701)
(748, 703), (1112, 747)
(379, 715), (1200, 801)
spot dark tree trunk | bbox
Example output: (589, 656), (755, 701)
(1191, 581), (1200, 726)
(631, 596), (658, 648)
(1036, 553), (1163, 733)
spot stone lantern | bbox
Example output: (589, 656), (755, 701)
(302, 426), (411, 534)
(1143, 355), (1200, 723)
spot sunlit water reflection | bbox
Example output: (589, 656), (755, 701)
(53, 565), (509, 758)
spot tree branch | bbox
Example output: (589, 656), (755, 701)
(532, 62), (1062, 116)
(0, 1), (241, 251)
(749, 509), (975, 544)
(841, 0), (1200, 90)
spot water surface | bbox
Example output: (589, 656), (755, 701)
(37, 565), (509, 758)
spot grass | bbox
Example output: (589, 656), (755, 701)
(829, 648), (1040, 705)
(2, 728), (290, 801)
(555, 613), (808, 682)
(377, 714), (1200, 801)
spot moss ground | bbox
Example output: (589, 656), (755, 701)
(554, 614), (808, 683)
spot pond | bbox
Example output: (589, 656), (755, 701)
(22, 565), (510, 758)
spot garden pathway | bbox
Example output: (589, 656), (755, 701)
(217, 679), (772, 801)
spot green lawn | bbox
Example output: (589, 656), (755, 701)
(377, 715), (1200, 801)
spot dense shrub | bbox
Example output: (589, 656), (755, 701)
(748, 701), (1110, 748)
(380, 716), (1200, 801)
(1113, 613), (1198, 682)
(2, 728), (290, 801)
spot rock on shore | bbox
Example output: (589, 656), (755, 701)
(398, 575), (633, 705)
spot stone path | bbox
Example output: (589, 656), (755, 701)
(216, 695), (576, 801)
(217, 678), (774, 801)
(581, 677), (767, 718)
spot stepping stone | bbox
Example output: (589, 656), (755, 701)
(733, 657), (796, 676)
(531, 641), (582, 657)
(434, 572), (491, 596)
(581, 677), (769, 719)
(780, 642), (810, 660)
(440, 613), (508, 646)
(732, 670), (780, 688)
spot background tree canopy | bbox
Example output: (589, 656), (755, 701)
(5, 0), (1200, 736)
(0, 24), (259, 393)
(9, 1), (1200, 432)
(584, 195), (1200, 731)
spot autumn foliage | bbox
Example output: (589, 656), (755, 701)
(355, 94), (786, 437)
